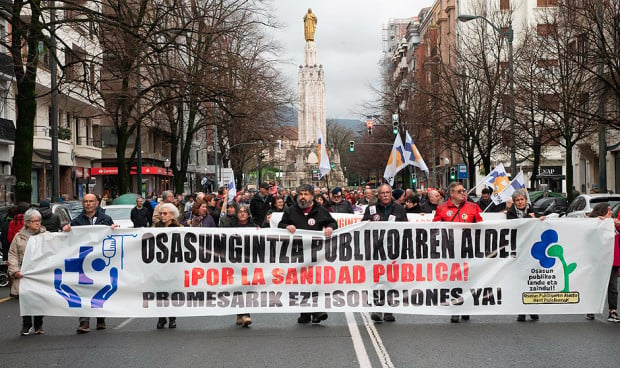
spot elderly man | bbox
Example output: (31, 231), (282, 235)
(279, 184), (338, 324)
(330, 187), (354, 213)
(362, 183), (408, 322)
(433, 182), (482, 323)
(250, 182), (274, 227)
(62, 194), (117, 333)
(358, 188), (377, 205)
(421, 190), (442, 213)
(152, 190), (175, 225)
(131, 197), (151, 228)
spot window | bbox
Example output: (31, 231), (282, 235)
(537, 23), (557, 36)
(538, 94), (560, 111)
(537, 0), (558, 7)
(37, 41), (50, 69)
(500, 0), (510, 10)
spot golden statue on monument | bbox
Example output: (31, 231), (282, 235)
(304, 8), (317, 41)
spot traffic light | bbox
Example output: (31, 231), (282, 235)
(366, 119), (373, 135)
(349, 140), (355, 152)
(392, 113), (399, 135)
(411, 175), (417, 186)
(449, 167), (456, 181)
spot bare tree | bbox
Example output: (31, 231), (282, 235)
(535, 5), (599, 200)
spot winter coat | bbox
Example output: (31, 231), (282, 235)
(362, 200), (408, 222)
(8, 226), (46, 296)
(71, 207), (114, 226)
(40, 207), (61, 232)
(278, 202), (338, 231)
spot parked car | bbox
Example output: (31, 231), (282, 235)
(565, 194), (620, 218)
(103, 204), (134, 228)
(61, 200), (84, 220)
(532, 196), (569, 217)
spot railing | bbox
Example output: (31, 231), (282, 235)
(76, 137), (102, 148)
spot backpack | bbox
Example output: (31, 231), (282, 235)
(7, 214), (24, 244)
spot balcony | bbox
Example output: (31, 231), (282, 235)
(33, 126), (73, 154)
(74, 138), (102, 160)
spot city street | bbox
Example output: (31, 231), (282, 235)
(1, 286), (619, 368)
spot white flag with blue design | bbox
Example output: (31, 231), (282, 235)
(317, 127), (331, 179)
(227, 173), (236, 202)
(404, 131), (429, 175)
(496, 170), (527, 204)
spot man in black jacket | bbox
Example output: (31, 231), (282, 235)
(130, 197), (151, 228)
(250, 182), (274, 227)
(362, 183), (408, 322)
(39, 200), (61, 232)
(278, 184), (337, 324)
(62, 194), (117, 334)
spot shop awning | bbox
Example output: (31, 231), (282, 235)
(90, 166), (173, 176)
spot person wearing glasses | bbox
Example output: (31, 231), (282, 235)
(8, 209), (46, 335)
(62, 193), (117, 333)
(279, 184), (338, 324)
(362, 183), (408, 323)
(154, 203), (182, 329)
(433, 182), (483, 323)
(330, 187), (354, 213)
(221, 204), (258, 327)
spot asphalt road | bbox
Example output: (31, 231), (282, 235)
(1, 286), (619, 368)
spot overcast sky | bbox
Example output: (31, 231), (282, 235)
(270, 0), (434, 120)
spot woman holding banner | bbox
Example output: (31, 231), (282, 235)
(155, 203), (181, 329)
(506, 189), (542, 322)
(221, 204), (257, 327)
(8, 208), (46, 335)
(586, 203), (620, 322)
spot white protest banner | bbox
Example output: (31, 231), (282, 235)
(19, 219), (614, 317)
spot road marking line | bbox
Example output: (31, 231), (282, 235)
(345, 312), (372, 368)
(114, 318), (134, 329)
(0, 296), (12, 303)
(360, 312), (395, 368)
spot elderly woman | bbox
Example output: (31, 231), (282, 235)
(182, 199), (216, 228)
(8, 208), (46, 335)
(155, 203), (182, 329)
(220, 204), (257, 327)
(506, 189), (543, 322)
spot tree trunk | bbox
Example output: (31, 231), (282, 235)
(565, 142), (575, 202)
(13, 78), (37, 202)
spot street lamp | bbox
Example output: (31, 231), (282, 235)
(164, 159), (170, 191)
(458, 14), (516, 178)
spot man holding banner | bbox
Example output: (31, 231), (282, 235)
(433, 182), (483, 323)
(278, 184), (338, 324)
(362, 183), (408, 323)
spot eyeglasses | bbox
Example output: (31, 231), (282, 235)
(452, 189), (466, 194)
(378, 192), (391, 195)
(238, 210), (249, 213)
(160, 212), (170, 215)
(28, 219), (41, 223)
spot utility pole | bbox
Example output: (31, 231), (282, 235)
(50, 1), (59, 202)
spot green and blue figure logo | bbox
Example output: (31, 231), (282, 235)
(531, 229), (577, 292)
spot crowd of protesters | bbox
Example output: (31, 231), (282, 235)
(2, 180), (620, 336)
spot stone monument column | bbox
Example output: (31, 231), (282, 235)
(298, 8), (326, 148)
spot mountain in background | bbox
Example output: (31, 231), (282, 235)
(279, 106), (362, 133)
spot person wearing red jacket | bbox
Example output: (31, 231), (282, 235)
(433, 182), (482, 323)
